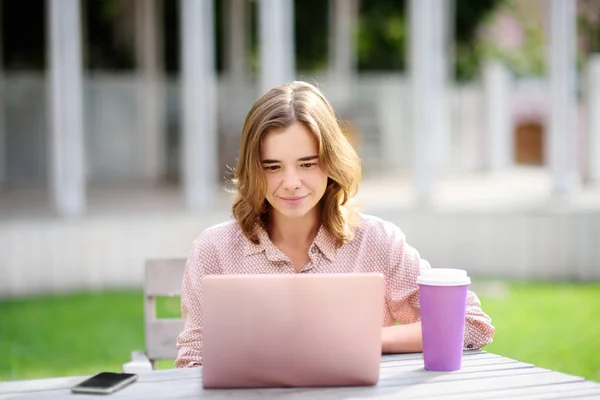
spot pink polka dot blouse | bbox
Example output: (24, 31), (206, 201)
(175, 213), (495, 368)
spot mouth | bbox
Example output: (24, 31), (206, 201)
(279, 195), (308, 205)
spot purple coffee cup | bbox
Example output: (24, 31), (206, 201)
(417, 268), (471, 371)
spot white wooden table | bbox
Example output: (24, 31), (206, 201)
(1, 351), (599, 399)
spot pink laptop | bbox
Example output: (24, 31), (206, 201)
(201, 273), (385, 389)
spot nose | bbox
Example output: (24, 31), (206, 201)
(282, 169), (301, 191)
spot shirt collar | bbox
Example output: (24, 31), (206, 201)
(311, 224), (338, 261)
(243, 223), (338, 262)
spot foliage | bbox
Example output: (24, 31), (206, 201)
(475, 0), (600, 78)
(293, 0), (329, 72)
(454, 0), (508, 80)
(292, 0), (504, 79)
(356, 0), (407, 71)
(2, 0), (46, 70)
(475, 0), (547, 77)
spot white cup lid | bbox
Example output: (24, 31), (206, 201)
(416, 268), (471, 286)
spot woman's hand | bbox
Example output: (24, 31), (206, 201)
(381, 322), (423, 354)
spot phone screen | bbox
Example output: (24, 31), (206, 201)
(72, 372), (137, 393)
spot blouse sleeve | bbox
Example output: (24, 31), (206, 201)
(174, 232), (220, 367)
(383, 222), (496, 350)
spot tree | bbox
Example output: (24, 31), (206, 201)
(292, 0), (505, 80)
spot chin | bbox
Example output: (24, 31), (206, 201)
(276, 208), (313, 220)
(273, 203), (317, 220)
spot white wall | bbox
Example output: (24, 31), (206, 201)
(1, 204), (598, 298)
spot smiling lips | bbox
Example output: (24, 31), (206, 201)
(279, 195), (308, 205)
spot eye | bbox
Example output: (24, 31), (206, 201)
(300, 162), (317, 169)
(263, 165), (280, 172)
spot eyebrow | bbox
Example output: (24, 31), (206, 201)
(261, 155), (319, 164)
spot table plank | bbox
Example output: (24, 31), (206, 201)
(382, 353), (503, 366)
(379, 349), (485, 363)
(1, 368), (585, 399)
(378, 365), (549, 387)
(0, 351), (486, 394)
(342, 371), (585, 399)
(381, 354), (511, 369)
(509, 386), (600, 400)
(2, 350), (597, 400)
(0, 355), (527, 397)
(0, 376), (87, 396)
(415, 380), (600, 399)
(0, 368), (202, 395)
(379, 361), (534, 379)
(0, 356), (507, 397)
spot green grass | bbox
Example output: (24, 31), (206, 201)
(0, 291), (180, 381)
(480, 282), (600, 382)
(0, 282), (598, 382)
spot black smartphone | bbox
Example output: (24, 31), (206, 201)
(70, 372), (138, 395)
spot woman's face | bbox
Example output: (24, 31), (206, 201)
(260, 122), (328, 221)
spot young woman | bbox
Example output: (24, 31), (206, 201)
(175, 81), (495, 368)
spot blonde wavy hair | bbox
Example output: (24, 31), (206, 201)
(232, 81), (362, 246)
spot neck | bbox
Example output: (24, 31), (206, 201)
(268, 208), (321, 248)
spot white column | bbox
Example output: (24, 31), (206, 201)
(587, 54), (600, 184)
(379, 82), (407, 174)
(443, 0), (455, 84)
(259, 0), (295, 94)
(409, 0), (445, 204)
(135, 0), (165, 182)
(181, 0), (217, 211)
(224, 0), (249, 83)
(0, 0), (5, 188)
(222, 0), (250, 163)
(328, 0), (359, 108)
(483, 60), (513, 173)
(547, 0), (579, 195)
(47, 0), (85, 216)
(459, 86), (484, 171)
(432, 0), (451, 173)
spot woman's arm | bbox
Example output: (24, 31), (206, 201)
(381, 322), (423, 353)
(174, 234), (220, 368)
(382, 221), (495, 352)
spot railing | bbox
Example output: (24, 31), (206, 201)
(1, 71), (555, 187)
